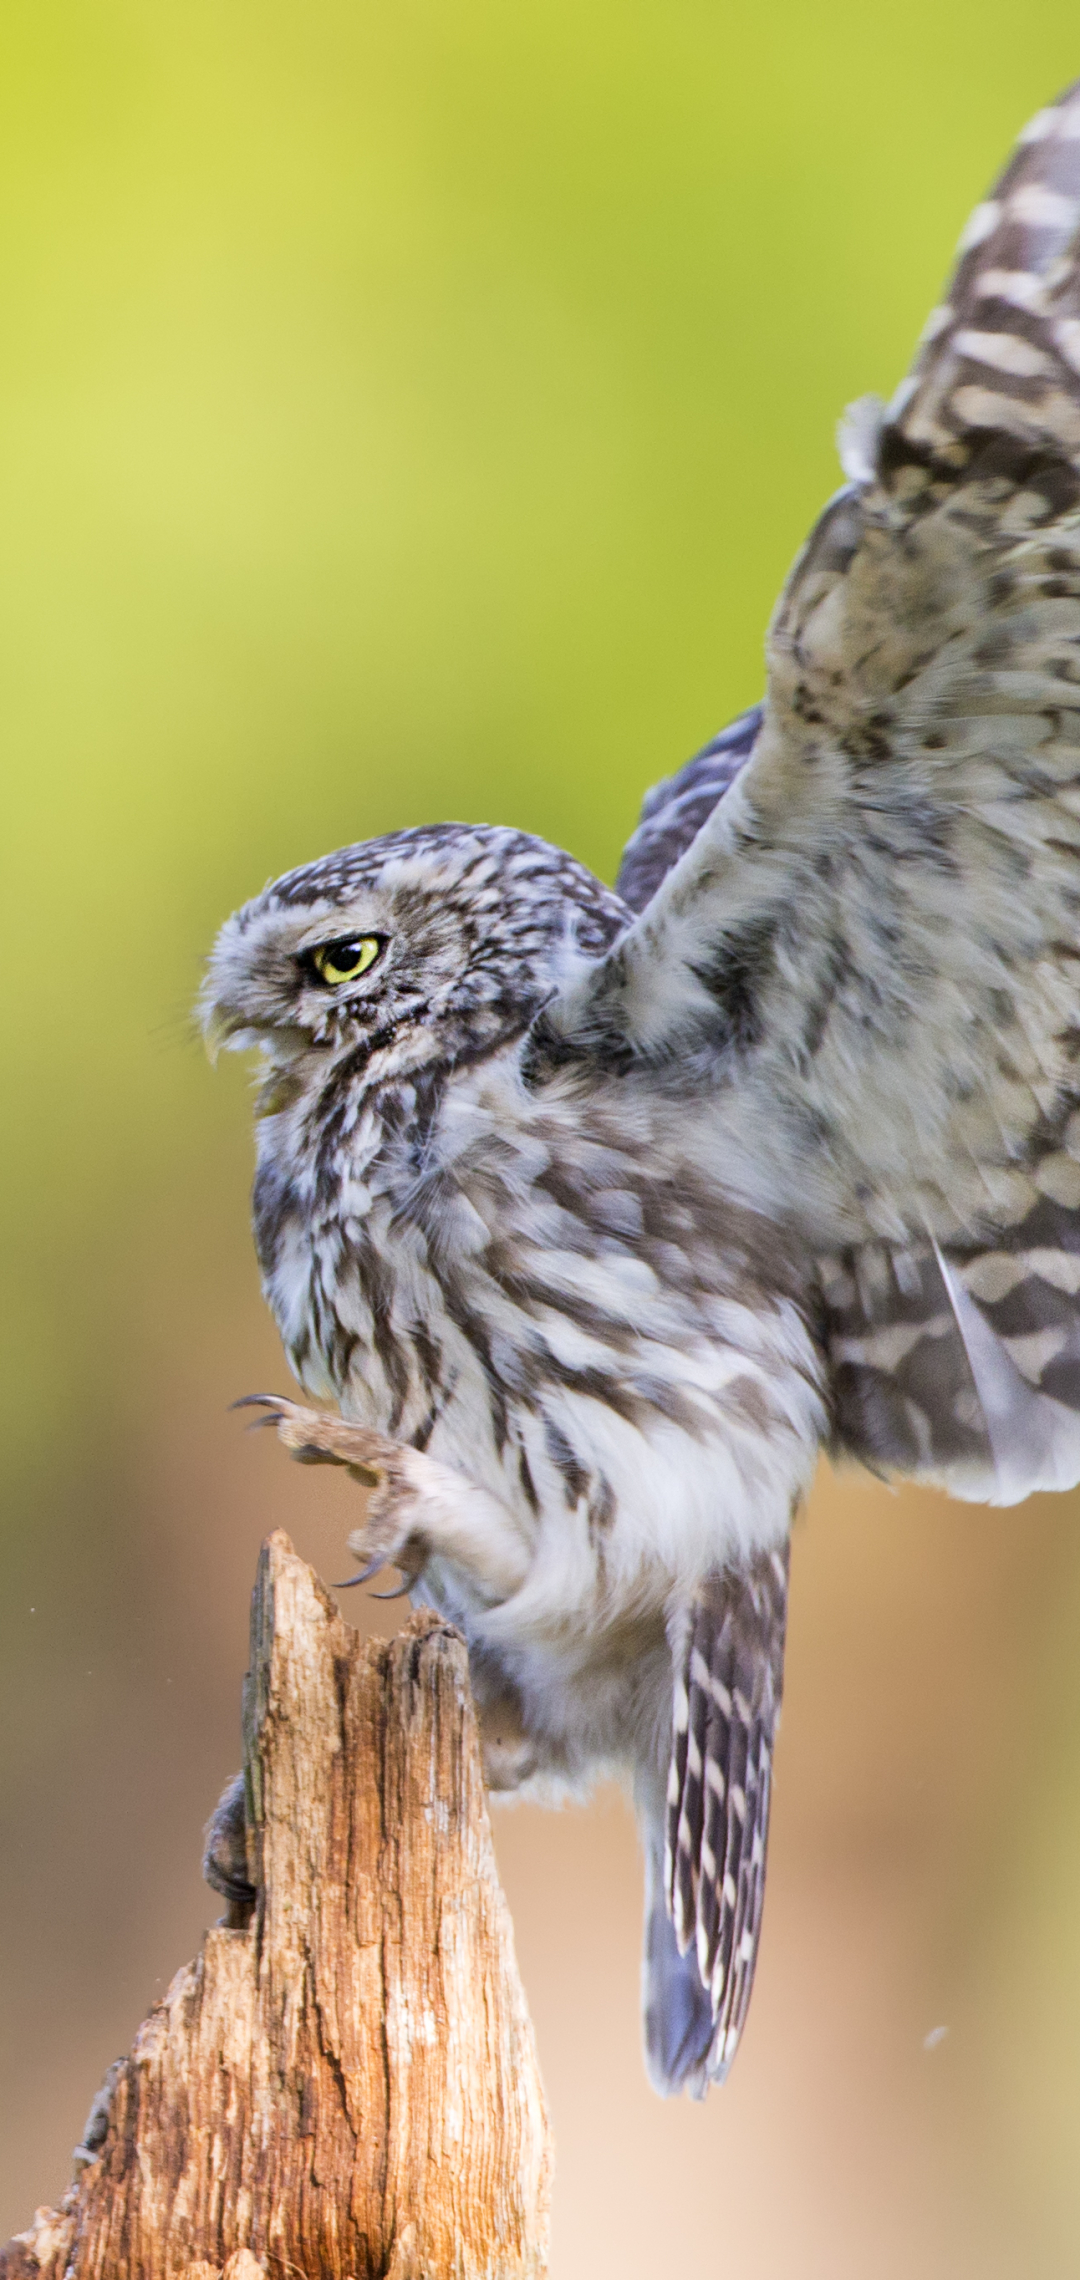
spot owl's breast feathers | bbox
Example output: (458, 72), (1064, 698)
(252, 1045), (827, 1591)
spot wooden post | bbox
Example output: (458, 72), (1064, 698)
(1, 1531), (552, 2280)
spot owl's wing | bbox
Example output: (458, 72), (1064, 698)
(547, 80), (1080, 1504)
(650, 1548), (788, 2093)
(615, 704), (764, 915)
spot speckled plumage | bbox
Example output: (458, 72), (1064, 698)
(206, 84), (1080, 2094)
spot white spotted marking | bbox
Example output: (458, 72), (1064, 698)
(723, 1873), (737, 1908)
(1024, 1247), (1080, 1297)
(973, 267), (1044, 311)
(957, 200), (1001, 252)
(1009, 183), (1080, 230)
(836, 393), (886, 483)
(1001, 1324), (1070, 1383)
(950, 380), (1059, 437)
(889, 373), (918, 420)
(730, 1784), (747, 1825)
(952, 328), (1052, 378)
(705, 1758), (726, 1802)
(1017, 106), (1058, 145)
(1054, 317), (1080, 375)
(1035, 1153), (1080, 1208)
(959, 1251), (1027, 1304)
(920, 303), (954, 342)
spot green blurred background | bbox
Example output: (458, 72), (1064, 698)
(5, 2), (1080, 2271)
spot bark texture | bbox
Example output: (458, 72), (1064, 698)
(1, 1531), (551, 2280)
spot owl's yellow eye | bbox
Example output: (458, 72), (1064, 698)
(309, 935), (383, 985)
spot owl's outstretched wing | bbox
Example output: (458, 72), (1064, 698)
(550, 81), (1080, 1505)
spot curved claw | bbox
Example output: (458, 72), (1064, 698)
(230, 1393), (290, 1414)
(369, 1575), (416, 1601)
(334, 1554), (387, 1590)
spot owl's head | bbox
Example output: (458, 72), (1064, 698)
(203, 822), (628, 1092)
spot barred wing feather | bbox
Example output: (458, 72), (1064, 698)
(615, 705), (763, 916)
(579, 79), (1080, 1506)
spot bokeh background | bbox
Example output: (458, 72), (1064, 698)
(5, 2), (1080, 2272)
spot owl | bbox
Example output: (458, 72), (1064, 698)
(204, 82), (1080, 2096)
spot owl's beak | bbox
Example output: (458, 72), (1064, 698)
(200, 915), (321, 1063)
(200, 984), (315, 1070)
(199, 994), (258, 1062)
(201, 1004), (227, 1064)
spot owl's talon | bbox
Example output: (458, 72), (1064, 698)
(334, 1553), (386, 1590)
(233, 1392), (376, 1470)
(238, 1396), (426, 1592)
(203, 1772), (257, 1928)
(370, 1572), (417, 1601)
(343, 1523), (424, 1595)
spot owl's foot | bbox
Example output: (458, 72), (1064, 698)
(236, 1394), (429, 1592)
(203, 1770), (257, 1928)
(236, 1393), (533, 1604)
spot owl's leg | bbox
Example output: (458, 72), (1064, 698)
(238, 1394), (533, 1605)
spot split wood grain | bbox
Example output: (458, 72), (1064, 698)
(1, 1530), (552, 2280)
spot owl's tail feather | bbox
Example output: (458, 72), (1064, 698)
(641, 1820), (714, 2099)
(639, 1549), (788, 2094)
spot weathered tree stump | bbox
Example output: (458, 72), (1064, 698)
(2, 1531), (552, 2280)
